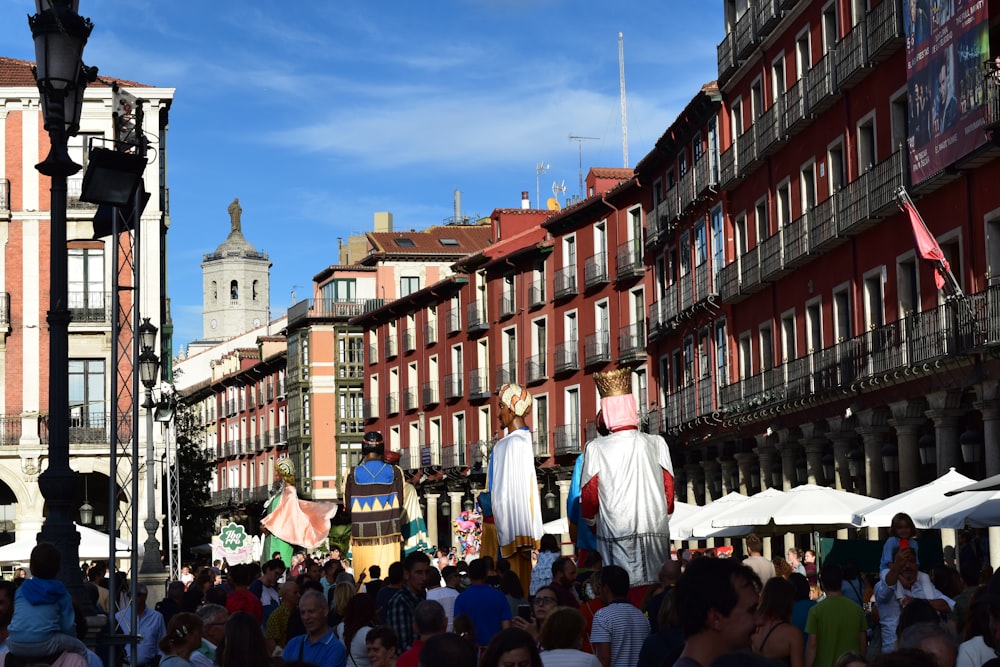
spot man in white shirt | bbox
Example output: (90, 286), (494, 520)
(426, 565), (460, 632)
(114, 584), (166, 667)
(874, 545), (954, 652)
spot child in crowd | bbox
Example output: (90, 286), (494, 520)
(7, 543), (89, 659)
(880, 512), (919, 578)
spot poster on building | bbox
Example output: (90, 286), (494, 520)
(906, 0), (989, 185)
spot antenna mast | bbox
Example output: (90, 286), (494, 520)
(619, 32), (629, 169)
(535, 162), (550, 209)
(569, 134), (599, 200)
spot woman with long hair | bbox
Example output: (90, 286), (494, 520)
(530, 534), (561, 596)
(481, 628), (542, 667)
(329, 580), (357, 628)
(218, 610), (270, 667)
(753, 577), (804, 667)
(339, 593), (377, 667)
(157, 612), (203, 667)
(510, 585), (559, 642)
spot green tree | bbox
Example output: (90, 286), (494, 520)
(175, 405), (214, 556)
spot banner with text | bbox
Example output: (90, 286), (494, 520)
(906, 0), (989, 185)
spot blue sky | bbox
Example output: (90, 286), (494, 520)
(1, 0), (722, 351)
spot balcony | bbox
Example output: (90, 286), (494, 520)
(533, 430), (550, 458)
(445, 307), (461, 334)
(756, 99), (783, 158)
(425, 321), (438, 346)
(496, 363), (517, 387)
(739, 245), (762, 296)
(719, 262), (741, 303)
(444, 373), (463, 400)
(554, 266), (578, 299)
(420, 444), (441, 467)
(363, 398), (379, 420)
(286, 298), (385, 326)
(694, 152), (718, 197)
(736, 126), (758, 177)
(694, 262), (714, 304)
(584, 253), (609, 288)
(500, 295), (516, 319)
(783, 212), (810, 269)
(555, 424), (582, 455)
(584, 332), (611, 367)
(467, 303), (489, 333)
(69, 291), (111, 323)
(526, 353), (546, 384)
(529, 279), (546, 307)
(422, 381), (439, 406)
(442, 443), (467, 468)
(554, 340), (579, 373)
(866, 0), (903, 65)
(403, 329), (416, 353)
(619, 323), (646, 364)
(678, 166), (696, 213)
(646, 208), (664, 250)
(403, 388), (418, 412)
(755, 0), (782, 38)
(808, 194), (839, 254)
(679, 272), (693, 312)
(836, 22), (868, 91)
(648, 299), (671, 341)
(398, 447), (418, 471)
(385, 335), (398, 358)
(734, 6), (757, 59)
(69, 413), (109, 444)
(616, 241), (644, 280)
(806, 55), (839, 117)
(717, 31), (737, 85)
(386, 392), (399, 415)
(468, 370), (490, 400)
(719, 145), (738, 189)
(758, 229), (784, 282)
(782, 78), (809, 138)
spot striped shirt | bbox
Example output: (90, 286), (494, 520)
(590, 600), (650, 667)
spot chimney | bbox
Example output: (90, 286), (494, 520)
(521, 191), (530, 210)
(454, 189), (462, 223)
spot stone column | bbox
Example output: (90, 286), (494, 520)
(856, 408), (889, 540)
(721, 459), (739, 496)
(556, 480), (573, 555)
(799, 422), (828, 486)
(826, 415), (857, 492)
(685, 464), (703, 507)
(779, 446), (798, 492)
(926, 390), (964, 475)
(425, 493), (440, 550)
(735, 452), (758, 496)
(889, 399), (928, 493)
(701, 460), (721, 548)
(755, 444), (778, 491)
(974, 381), (1000, 477)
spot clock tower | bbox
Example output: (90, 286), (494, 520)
(201, 198), (272, 339)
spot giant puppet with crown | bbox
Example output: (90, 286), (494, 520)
(580, 367), (675, 591)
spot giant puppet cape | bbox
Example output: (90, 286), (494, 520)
(260, 459), (338, 552)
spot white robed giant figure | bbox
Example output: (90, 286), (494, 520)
(581, 367), (674, 589)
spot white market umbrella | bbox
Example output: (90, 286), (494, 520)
(672, 492), (752, 540)
(851, 467), (977, 529)
(0, 523), (133, 564)
(944, 473), (1000, 496)
(712, 485), (873, 533)
(912, 490), (1000, 529)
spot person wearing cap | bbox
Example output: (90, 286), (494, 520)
(345, 431), (405, 583)
(115, 583), (167, 667)
(581, 367), (675, 598)
(488, 383), (544, 596)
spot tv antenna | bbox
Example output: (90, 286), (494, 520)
(535, 162), (550, 209)
(291, 285), (304, 304)
(569, 134), (599, 200)
(548, 180), (567, 211)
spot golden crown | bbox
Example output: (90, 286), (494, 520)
(593, 368), (632, 398)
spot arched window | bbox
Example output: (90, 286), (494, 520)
(230, 280), (239, 300)
(252, 280), (259, 301)
(211, 281), (218, 301)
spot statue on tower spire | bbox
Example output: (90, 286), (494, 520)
(227, 197), (242, 233)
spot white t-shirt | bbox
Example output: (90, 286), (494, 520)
(427, 586), (460, 631)
(336, 622), (371, 667)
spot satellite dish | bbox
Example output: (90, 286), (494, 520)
(546, 198), (562, 211)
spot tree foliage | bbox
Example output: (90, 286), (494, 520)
(175, 404), (215, 557)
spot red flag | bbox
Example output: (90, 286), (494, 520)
(902, 198), (948, 289)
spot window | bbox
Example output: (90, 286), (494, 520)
(776, 181), (791, 228)
(322, 279), (356, 301)
(863, 269), (886, 329)
(833, 285), (852, 341)
(694, 221), (708, 266)
(731, 97), (744, 139)
(400, 276), (420, 297)
(395, 238), (415, 247)
(755, 197), (769, 240)
(821, 1), (838, 53)
(230, 280), (239, 300)
(780, 311), (796, 363)
(760, 323), (775, 371)
(69, 359), (105, 428)
(897, 255), (919, 316)
(800, 162), (816, 213)
(252, 280), (259, 301)
(890, 88), (909, 150)
(771, 53), (786, 102)
(828, 140), (845, 192)
(715, 319), (729, 386)
(678, 231), (691, 276)
(439, 238), (460, 247)
(806, 299), (822, 352)
(796, 27), (811, 80)
(594, 221), (607, 256)
(751, 77), (764, 119)
(711, 206), (724, 285)
(68, 246), (104, 317)
(858, 114), (876, 171)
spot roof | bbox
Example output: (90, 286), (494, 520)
(460, 225), (551, 271)
(635, 81), (722, 176)
(589, 167), (635, 180)
(0, 56), (149, 88)
(364, 225), (492, 260)
(350, 275), (469, 327)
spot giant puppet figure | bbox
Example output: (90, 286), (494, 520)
(261, 459), (339, 559)
(344, 431), (404, 578)
(383, 450), (429, 556)
(489, 383), (544, 594)
(581, 367), (674, 590)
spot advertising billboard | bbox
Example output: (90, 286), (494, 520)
(906, 0), (990, 185)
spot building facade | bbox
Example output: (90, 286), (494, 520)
(0, 57), (174, 545)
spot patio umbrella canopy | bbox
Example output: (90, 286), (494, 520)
(710, 485), (875, 535)
(944, 473), (1000, 496)
(671, 492), (751, 540)
(0, 523), (133, 564)
(911, 490), (1000, 529)
(851, 468), (976, 529)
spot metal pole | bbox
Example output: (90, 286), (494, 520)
(141, 380), (163, 573)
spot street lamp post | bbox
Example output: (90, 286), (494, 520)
(28, 0), (95, 604)
(138, 318), (164, 573)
